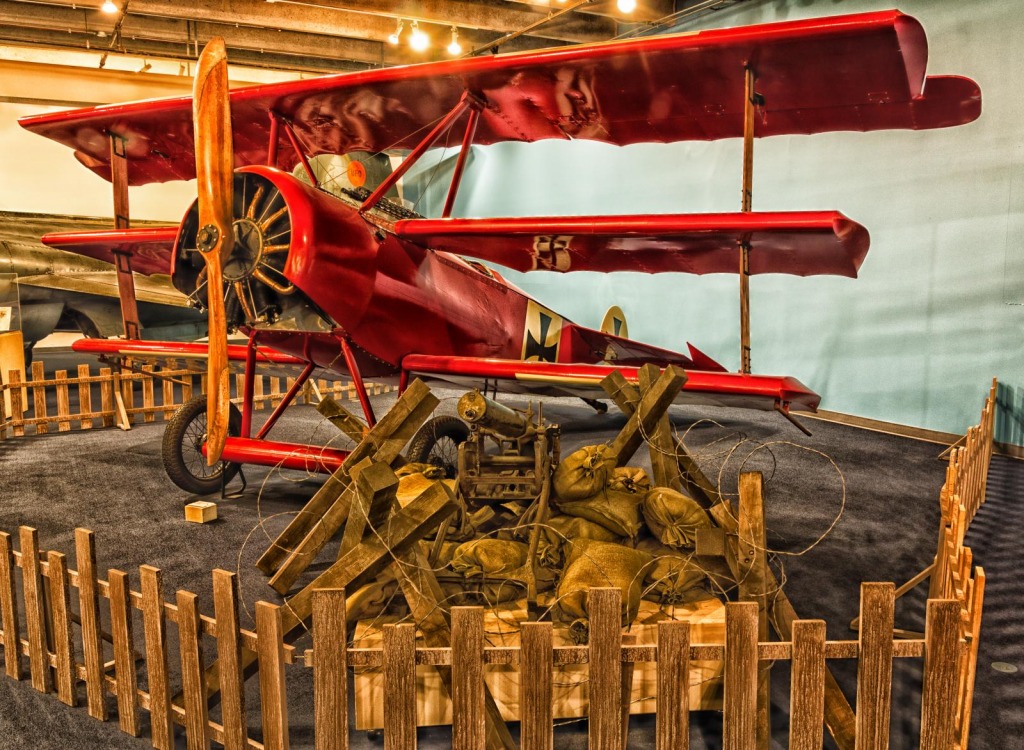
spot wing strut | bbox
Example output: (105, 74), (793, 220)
(442, 105), (481, 218)
(739, 66), (759, 375)
(359, 91), (482, 216)
(109, 132), (142, 340)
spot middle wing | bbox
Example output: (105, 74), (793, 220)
(395, 211), (869, 277)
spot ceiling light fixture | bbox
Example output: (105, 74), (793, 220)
(387, 18), (403, 45)
(409, 20), (429, 52)
(447, 27), (461, 56)
(616, 0), (636, 12)
(101, 0), (118, 13)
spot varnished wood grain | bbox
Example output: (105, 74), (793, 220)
(656, 620), (690, 750)
(724, 602), (757, 750)
(177, 590), (210, 750)
(109, 569), (139, 736)
(0, 531), (21, 680)
(46, 551), (76, 705)
(607, 366), (686, 465)
(588, 587), (623, 749)
(19, 527), (51, 693)
(919, 600), (960, 750)
(855, 583), (894, 750)
(383, 623), (417, 750)
(738, 472), (770, 750)
(452, 607), (486, 750)
(313, 589), (348, 750)
(75, 528), (107, 718)
(212, 569), (247, 750)
(789, 620), (825, 750)
(256, 601), (290, 750)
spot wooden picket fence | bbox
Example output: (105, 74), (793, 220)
(0, 359), (393, 440)
(0, 524), (978, 750)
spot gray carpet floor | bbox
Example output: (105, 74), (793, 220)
(0, 385), (1018, 748)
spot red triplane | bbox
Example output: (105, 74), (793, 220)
(19, 10), (979, 493)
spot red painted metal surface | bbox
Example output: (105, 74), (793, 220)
(401, 354), (821, 412)
(217, 437), (349, 474)
(71, 337), (306, 365)
(41, 226), (179, 276)
(19, 11), (979, 186)
(395, 211), (870, 277)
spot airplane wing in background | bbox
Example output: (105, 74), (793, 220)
(19, 10), (980, 186)
(41, 227), (179, 277)
(394, 211), (869, 278)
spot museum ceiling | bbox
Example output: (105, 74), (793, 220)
(0, 0), (746, 74)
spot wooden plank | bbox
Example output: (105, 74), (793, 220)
(19, 526), (51, 693)
(452, 607), (486, 750)
(254, 372), (265, 411)
(31, 360), (47, 434)
(789, 620), (826, 750)
(588, 587), (623, 750)
(317, 396), (368, 444)
(256, 379), (438, 577)
(162, 361), (177, 419)
(638, 364), (684, 491)
(620, 632), (636, 749)
(142, 366), (156, 423)
(383, 623), (417, 750)
(919, 600), (960, 750)
(121, 369), (135, 426)
(854, 583), (894, 750)
(78, 364), (94, 429)
(656, 620), (690, 750)
(109, 569), (140, 736)
(606, 365), (686, 465)
(9, 369), (24, 437)
(520, 622), (553, 750)
(256, 602), (290, 750)
(959, 567), (985, 750)
(212, 570), (247, 750)
(724, 602), (758, 750)
(140, 565), (173, 750)
(46, 551), (76, 706)
(313, 589), (348, 750)
(0, 531), (21, 680)
(75, 528), (107, 719)
(737, 472), (770, 749)
(55, 369), (72, 432)
(177, 590), (210, 750)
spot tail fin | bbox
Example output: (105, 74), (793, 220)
(600, 305), (628, 339)
(687, 343), (728, 372)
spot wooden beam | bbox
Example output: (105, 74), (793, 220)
(737, 473), (770, 749)
(110, 133), (141, 340)
(606, 364), (687, 465)
(739, 65), (756, 375)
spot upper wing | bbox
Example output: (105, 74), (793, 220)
(19, 10), (979, 186)
(401, 354), (820, 413)
(41, 227), (179, 276)
(395, 211), (869, 277)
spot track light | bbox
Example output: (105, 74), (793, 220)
(101, 0), (118, 13)
(387, 19), (403, 46)
(447, 27), (461, 56)
(409, 20), (429, 52)
(616, 0), (637, 12)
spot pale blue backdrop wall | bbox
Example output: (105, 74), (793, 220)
(408, 0), (1024, 442)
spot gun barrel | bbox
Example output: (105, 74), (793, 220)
(457, 391), (529, 438)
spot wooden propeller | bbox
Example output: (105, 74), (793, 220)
(192, 37), (234, 466)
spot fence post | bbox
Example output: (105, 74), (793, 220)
(256, 601), (290, 750)
(0, 531), (21, 680)
(77, 364), (93, 430)
(789, 620), (826, 750)
(213, 570), (247, 750)
(46, 551), (76, 706)
(31, 361), (47, 435)
(10, 369), (25, 437)
(19, 526), (51, 693)
(109, 569), (139, 736)
(959, 567), (986, 750)
(452, 606), (486, 750)
(589, 587), (623, 750)
(140, 565), (173, 750)
(383, 623), (417, 750)
(142, 365), (156, 423)
(75, 529), (107, 719)
(162, 361), (177, 420)
(100, 367), (115, 428)
(855, 583), (895, 750)
(724, 601), (758, 750)
(521, 621), (554, 750)
(919, 600), (961, 750)
(55, 369), (71, 432)
(313, 588), (348, 750)
(656, 619), (690, 750)
(738, 471), (770, 749)
(177, 590), (210, 750)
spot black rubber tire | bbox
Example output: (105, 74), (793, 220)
(162, 395), (242, 495)
(406, 415), (470, 479)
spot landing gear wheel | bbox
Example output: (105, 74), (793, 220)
(406, 415), (470, 479)
(162, 394), (242, 495)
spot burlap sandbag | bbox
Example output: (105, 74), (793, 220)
(641, 487), (712, 548)
(396, 462), (446, 480)
(635, 538), (706, 604)
(608, 466), (651, 496)
(553, 445), (616, 501)
(450, 539), (531, 603)
(556, 487), (644, 539)
(534, 515), (620, 568)
(557, 539), (653, 630)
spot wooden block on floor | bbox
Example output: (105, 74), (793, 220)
(185, 501), (218, 524)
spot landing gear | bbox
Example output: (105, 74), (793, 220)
(162, 394), (242, 495)
(406, 415), (470, 478)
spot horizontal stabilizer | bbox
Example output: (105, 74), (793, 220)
(395, 211), (870, 277)
(42, 227), (179, 276)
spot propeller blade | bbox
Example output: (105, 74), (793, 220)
(193, 37), (234, 466)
